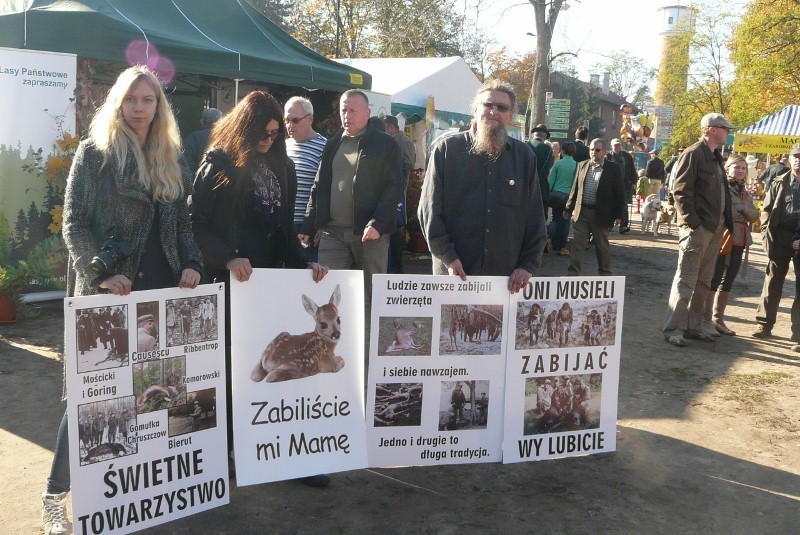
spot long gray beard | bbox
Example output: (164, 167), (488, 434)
(470, 125), (507, 161)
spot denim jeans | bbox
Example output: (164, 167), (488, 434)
(47, 408), (70, 494)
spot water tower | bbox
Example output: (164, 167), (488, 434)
(655, 4), (694, 105)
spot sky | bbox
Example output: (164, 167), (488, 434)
(481, 0), (750, 91)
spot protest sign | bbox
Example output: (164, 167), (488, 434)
(366, 275), (508, 467)
(65, 284), (228, 534)
(229, 270), (369, 485)
(502, 277), (624, 463)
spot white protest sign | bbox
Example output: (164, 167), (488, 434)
(229, 269), (368, 485)
(502, 277), (624, 463)
(366, 275), (508, 467)
(65, 284), (228, 534)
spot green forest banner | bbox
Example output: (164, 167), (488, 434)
(0, 47), (77, 292)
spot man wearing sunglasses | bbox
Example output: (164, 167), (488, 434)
(418, 80), (546, 294)
(663, 113), (733, 347)
(285, 96), (326, 261)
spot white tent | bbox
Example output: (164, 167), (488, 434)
(336, 57), (481, 128)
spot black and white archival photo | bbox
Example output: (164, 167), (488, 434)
(77, 396), (137, 466)
(373, 383), (423, 427)
(168, 387), (218, 437)
(438, 380), (490, 431)
(166, 295), (218, 347)
(75, 305), (129, 373)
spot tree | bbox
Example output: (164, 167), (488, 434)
(600, 52), (657, 109)
(289, 0), (374, 58)
(657, 2), (736, 152)
(371, 0), (463, 58)
(486, 48), (536, 112)
(246, 0), (294, 32)
(529, 0), (566, 125)
(730, 0), (800, 126)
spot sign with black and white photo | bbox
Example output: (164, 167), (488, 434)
(502, 277), (624, 463)
(64, 284), (228, 534)
(229, 270), (369, 486)
(366, 275), (508, 467)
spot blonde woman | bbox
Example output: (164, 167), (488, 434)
(705, 154), (759, 335)
(42, 66), (202, 535)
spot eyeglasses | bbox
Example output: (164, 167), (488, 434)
(482, 101), (511, 113)
(284, 113), (310, 125)
(713, 125), (731, 133)
(260, 131), (283, 142)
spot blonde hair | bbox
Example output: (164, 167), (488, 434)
(725, 153), (746, 170)
(88, 65), (183, 201)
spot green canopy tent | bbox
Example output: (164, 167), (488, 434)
(0, 0), (370, 92)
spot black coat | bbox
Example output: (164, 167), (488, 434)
(189, 149), (306, 284)
(574, 140), (590, 163)
(302, 124), (403, 237)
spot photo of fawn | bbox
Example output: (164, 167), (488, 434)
(250, 284), (345, 383)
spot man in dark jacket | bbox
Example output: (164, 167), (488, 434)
(183, 108), (222, 173)
(573, 126), (590, 162)
(527, 124), (554, 213)
(606, 138), (635, 233)
(564, 138), (626, 275)
(753, 144), (800, 342)
(760, 154), (789, 191)
(646, 149), (666, 196)
(300, 90), (403, 294)
(418, 80), (546, 294)
(663, 113), (733, 347)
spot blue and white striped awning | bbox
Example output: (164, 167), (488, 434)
(738, 105), (800, 135)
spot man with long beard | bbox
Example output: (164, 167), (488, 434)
(418, 80), (546, 293)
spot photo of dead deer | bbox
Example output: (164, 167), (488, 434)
(377, 316), (432, 356)
(514, 301), (618, 350)
(132, 355), (186, 414)
(75, 304), (129, 373)
(251, 284), (345, 383)
(165, 294), (218, 347)
(373, 383), (423, 427)
(439, 304), (503, 355)
(77, 396), (137, 466)
(438, 380), (490, 431)
(522, 374), (602, 435)
(168, 387), (217, 437)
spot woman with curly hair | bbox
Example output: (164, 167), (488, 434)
(42, 65), (202, 535)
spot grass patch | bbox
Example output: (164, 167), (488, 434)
(712, 371), (792, 404)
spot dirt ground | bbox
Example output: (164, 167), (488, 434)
(2, 213), (800, 534)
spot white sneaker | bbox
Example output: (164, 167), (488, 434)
(42, 492), (72, 535)
(700, 320), (721, 337)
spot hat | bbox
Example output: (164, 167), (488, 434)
(700, 113), (735, 129)
(610, 138), (621, 146)
(790, 142), (800, 156)
(137, 314), (154, 325)
(384, 115), (399, 127)
(531, 124), (550, 139)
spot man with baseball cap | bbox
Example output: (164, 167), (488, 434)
(663, 113), (733, 347)
(753, 142), (800, 345)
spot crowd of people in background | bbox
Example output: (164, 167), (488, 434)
(41, 64), (798, 535)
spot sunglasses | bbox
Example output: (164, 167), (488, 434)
(261, 131), (283, 142)
(284, 113), (310, 125)
(482, 101), (511, 113)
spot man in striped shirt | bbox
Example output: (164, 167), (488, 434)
(285, 96), (327, 261)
